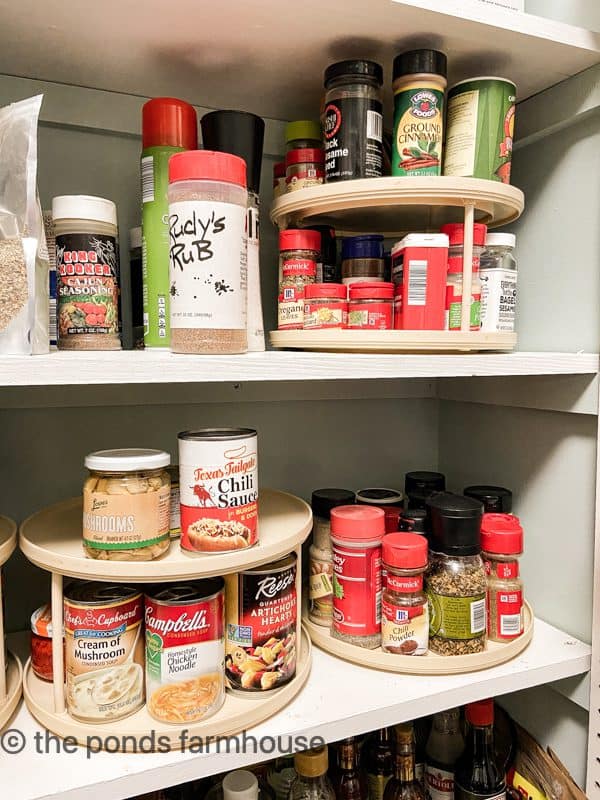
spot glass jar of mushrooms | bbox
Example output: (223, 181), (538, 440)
(82, 449), (171, 561)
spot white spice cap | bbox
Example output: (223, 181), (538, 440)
(222, 771), (259, 800)
(52, 195), (117, 226)
(485, 232), (516, 248)
(84, 448), (170, 472)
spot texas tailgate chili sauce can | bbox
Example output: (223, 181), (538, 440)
(225, 554), (297, 692)
(178, 428), (258, 553)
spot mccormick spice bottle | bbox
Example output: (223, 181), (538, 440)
(303, 284), (348, 330)
(481, 513), (524, 642)
(348, 282), (394, 329)
(440, 223), (487, 332)
(382, 533), (429, 655)
(278, 229), (320, 330)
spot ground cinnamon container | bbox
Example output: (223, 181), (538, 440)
(348, 282), (394, 329)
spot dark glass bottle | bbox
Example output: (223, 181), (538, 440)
(384, 723), (426, 800)
(454, 700), (506, 800)
(363, 728), (394, 800)
(334, 738), (367, 800)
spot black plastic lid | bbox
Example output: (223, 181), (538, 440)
(400, 508), (428, 535)
(427, 492), (483, 555)
(405, 470), (446, 509)
(312, 488), (355, 519)
(200, 110), (265, 194)
(464, 485), (513, 514)
(324, 60), (383, 88)
(306, 225), (337, 266)
(356, 487), (403, 507)
(393, 49), (447, 81)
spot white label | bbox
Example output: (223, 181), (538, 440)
(141, 156), (155, 203)
(168, 200), (247, 330)
(246, 198), (264, 346)
(444, 90), (479, 177)
(407, 259), (427, 306)
(178, 435), (258, 508)
(367, 110), (383, 142)
(480, 269), (517, 332)
(470, 598), (486, 633)
(426, 765), (455, 800)
(500, 613), (521, 636)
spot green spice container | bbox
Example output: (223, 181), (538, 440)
(443, 77), (516, 183)
(392, 49), (447, 177)
(141, 98), (197, 348)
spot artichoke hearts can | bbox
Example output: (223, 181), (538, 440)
(225, 554), (297, 692)
(64, 581), (144, 723)
(144, 579), (225, 724)
(178, 428), (259, 553)
(443, 77), (516, 184)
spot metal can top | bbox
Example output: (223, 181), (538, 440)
(64, 580), (141, 606)
(146, 578), (224, 604)
(178, 428), (256, 441)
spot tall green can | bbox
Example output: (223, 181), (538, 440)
(141, 98), (198, 347)
(443, 77), (516, 184)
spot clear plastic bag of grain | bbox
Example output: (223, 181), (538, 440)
(0, 95), (49, 354)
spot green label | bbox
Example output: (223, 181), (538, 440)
(83, 533), (169, 550)
(448, 298), (481, 330)
(141, 145), (184, 347)
(393, 85), (444, 176)
(145, 631), (163, 681)
(428, 591), (486, 639)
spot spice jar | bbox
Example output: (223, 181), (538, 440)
(168, 150), (248, 354)
(348, 282), (394, 329)
(405, 471), (446, 510)
(426, 493), (487, 655)
(481, 513), (524, 642)
(278, 229), (320, 330)
(286, 149), (325, 192)
(391, 233), (449, 330)
(273, 162), (286, 199)
(285, 120), (322, 152)
(330, 505), (385, 649)
(382, 533), (429, 655)
(464, 485), (513, 514)
(309, 488), (355, 627)
(400, 508), (428, 537)
(308, 225), (338, 283)
(53, 195), (121, 351)
(356, 488), (404, 508)
(392, 49), (447, 176)
(303, 283), (347, 329)
(83, 448), (171, 561)
(323, 60), (384, 182)
(31, 604), (63, 682)
(342, 235), (385, 286)
(441, 222), (487, 332)
(480, 232), (518, 333)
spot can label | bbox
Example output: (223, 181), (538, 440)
(225, 557), (297, 691)
(179, 434), (258, 552)
(303, 301), (347, 329)
(169, 479), (181, 537)
(64, 593), (144, 721)
(426, 766), (455, 800)
(323, 97), (383, 181)
(309, 554), (333, 622)
(348, 301), (393, 329)
(83, 485), (170, 551)
(56, 233), (120, 339)
(480, 269), (517, 332)
(382, 598), (428, 655)
(332, 542), (382, 636)
(393, 84), (444, 176)
(145, 590), (225, 723)
(428, 591), (486, 639)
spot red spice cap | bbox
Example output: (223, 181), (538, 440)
(142, 97), (198, 150)
(382, 533), (428, 568)
(280, 229), (321, 253)
(466, 699), (494, 726)
(169, 150), (247, 187)
(274, 161), (286, 179)
(285, 148), (325, 167)
(331, 505), (385, 541)
(440, 222), (487, 247)
(481, 513), (523, 554)
(349, 281), (394, 300)
(383, 507), (402, 533)
(305, 283), (347, 300)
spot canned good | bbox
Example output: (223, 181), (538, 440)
(178, 428), (259, 553)
(225, 554), (297, 692)
(31, 604), (62, 682)
(64, 581), (144, 722)
(145, 579), (225, 723)
(168, 465), (181, 538)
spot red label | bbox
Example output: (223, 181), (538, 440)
(348, 301), (393, 330)
(145, 594), (223, 648)
(387, 574), (423, 592)
(64, 596), (142, 634)
(282, 258), (317, 277)
(303, 300), (347, 329)
(490, 589), (523, 639)
(286, 167), (325, 185)
(332, 542), (381, 636)
(487, 560), (519, 579)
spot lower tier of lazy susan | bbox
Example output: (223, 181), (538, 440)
(303, 603), (533, 675)
(23, 629), (311, 752)
(0, 651), (23, 730)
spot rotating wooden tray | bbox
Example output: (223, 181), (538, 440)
(0, 652), (23, 731)
(304, 603), (534, 675)
(0, 514), (17, 567)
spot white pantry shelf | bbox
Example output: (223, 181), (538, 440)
(2, 620), (590, 800)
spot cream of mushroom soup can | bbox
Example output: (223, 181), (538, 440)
(178, 428), (258, 553)
(64, 581), (144, 722)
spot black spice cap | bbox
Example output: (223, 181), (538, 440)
(324, 60), (384, 88)
(400, 508), (429, 535)
(200, 110), (265, 195)
(405, 470), (446, 509)
(393, 49), (447, 82)
(464, 485), (513, 514)
(312, 488), (355, 519)
(427, 491), (483, 556)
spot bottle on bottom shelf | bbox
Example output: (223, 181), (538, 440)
(333, 738), (367, 800)
(385, 723), (426, 800)
(289, 747), (336, 800)
(425, 708), (465, 800)
(363, 728), (394, 800)
(454, 700), (506, 800)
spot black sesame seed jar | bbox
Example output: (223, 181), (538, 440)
(322, 60), (384, 182)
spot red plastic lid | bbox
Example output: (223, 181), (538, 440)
(169, 150), (247, 187)
(305, 283), (347, 300)
(285, 148), (325, 167)
(441, 222), (487, 247)
(481, 513), (523, 554)
(349, 281), (394, 300)
(466, 699), (494, 726)
(382, 533), (428, 568)
(279, 229), (321, 252)
(142, 97), (198, 150)
(383, 507), (402, 533)
(330, 505), (385, 541)
(274, 161), (286, 178)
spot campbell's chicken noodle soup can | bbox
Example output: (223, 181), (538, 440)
(145, 579), (225, 724)
(178, 428), (258, 553)
(64, 581), (144, 722)
(225, 553), (297, 692)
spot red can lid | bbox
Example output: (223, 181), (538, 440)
(331, 505), (385, 541)
(280, 229), (321, 252)
(466, 699), (494, 726)
(285, 148), (325, 167)
(382, 533), (428, 568)
(481, 513), (523, 554)
(142, 97), (198, 150)
(274, 161), (286, 179)
(305, 283), (347, 300)
(383, 507), (402, 533)
(169, 150), (247, 187)
(440, 222), (487, 247)
(349, 281), (394, 300)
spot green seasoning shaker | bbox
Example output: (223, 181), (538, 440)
(141, 98), (197, 348)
